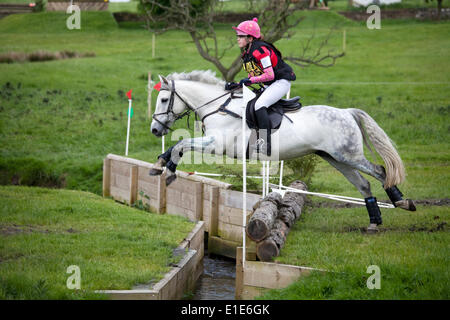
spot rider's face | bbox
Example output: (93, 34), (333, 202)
(237, 35), (251, 48)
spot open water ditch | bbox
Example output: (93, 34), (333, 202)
(192, 250), (236, 300)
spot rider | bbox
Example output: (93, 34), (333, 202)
(232, 18), (296, 156)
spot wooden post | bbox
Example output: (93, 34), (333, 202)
(156, 172), (166, 214)
(208, 186), (219, 236)
(129, 165), (138, 205)
(193, 181), (203, 221)
(103, 158), (111, 197)
(152, 34), (156, 58)
(235, 247), (244, 300)
(147, 71), (152, 120)
(343, 29), (347, 53)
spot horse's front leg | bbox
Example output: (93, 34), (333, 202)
(151, 136), (216, 186)
(149, 143), (179, 176)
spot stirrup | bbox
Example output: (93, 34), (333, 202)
(254, 138), (271, 156)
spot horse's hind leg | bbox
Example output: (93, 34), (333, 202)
(317, 152), (382, 232)
(347, 158), (416, 211)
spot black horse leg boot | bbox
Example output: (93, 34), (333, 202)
(385, 185), (416, 211)
(365, 196), (382, 232)
(149, 145), (175, 176)
(255, 107), (271, 156)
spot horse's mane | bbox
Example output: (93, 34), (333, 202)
(167, 70), (225, 87)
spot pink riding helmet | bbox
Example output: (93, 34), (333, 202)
(232, 18), (261, 39)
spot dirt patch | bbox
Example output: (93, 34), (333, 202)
(0, 224), (47, 236)
(0, 50), (95, 64)
(342, 226), (368, 233)
(339, 8), (450, 21)
(307, 198), (450, 209)
(0, 253), (24, 264)
(407, 222), (447, 232)
(414, 199), (450, 206)
(112, 12), (145, 23)
(341, 222), (448, 234)
(0, 224), (78, 236)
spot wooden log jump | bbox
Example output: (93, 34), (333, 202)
(246, 193), (282, 242)
(246, 180), (307, 262)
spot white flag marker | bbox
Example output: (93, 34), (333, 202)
(125, 90), (132, 156)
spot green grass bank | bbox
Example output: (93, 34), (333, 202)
(0, 186), (194, 299)
(0, 7), (449, 300)
(258, 204), (449, 299)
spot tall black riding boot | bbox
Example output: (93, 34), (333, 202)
(255, 107), (271, 156)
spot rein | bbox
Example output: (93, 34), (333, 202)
(152, 80), (242, 132)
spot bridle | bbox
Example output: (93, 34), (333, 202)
(152, 80), (242, 132)
(152, 80), (196, 132)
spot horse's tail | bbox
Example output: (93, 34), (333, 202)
(349, 108), (405, 188)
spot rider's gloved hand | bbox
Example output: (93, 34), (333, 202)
(225, 82), (240, 91)
(239, 78), (252, 86)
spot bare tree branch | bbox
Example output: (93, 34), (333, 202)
(139, 0), (344, 80)
(285, 26), (345, 68)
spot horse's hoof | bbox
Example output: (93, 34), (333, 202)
(367, 224), (379, 234)
(149, 168), (163, 176)
(166, 174), (177, 186)
(395, 199), (416, 211)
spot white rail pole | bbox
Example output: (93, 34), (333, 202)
(262, 161), (266, 198)
(147, 71), (152, 120)
(279, 161), (284, 189)
(269, 183), (395, 208)
(125, 98), (132, 156)
(242, 86), (256, 269)
(189, 171), (276, 179)
(277, 88), (290, 191)
(162, 136), (165, 153)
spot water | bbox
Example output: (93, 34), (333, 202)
(192, 252), (236, 300)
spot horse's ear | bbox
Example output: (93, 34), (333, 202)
(159, 75), (169, 86)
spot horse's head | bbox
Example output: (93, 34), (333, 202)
(150, 75), (191, 137)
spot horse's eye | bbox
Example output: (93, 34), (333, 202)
(161, 98), (168, 103)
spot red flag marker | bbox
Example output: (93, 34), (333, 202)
(153, 82), (161, 92)
(126, 90), (132, 100)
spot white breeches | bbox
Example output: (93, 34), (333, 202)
(254, 79), (291, 111)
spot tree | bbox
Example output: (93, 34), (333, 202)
(425, 0), (444, 20)
(140, 0), (344, 81)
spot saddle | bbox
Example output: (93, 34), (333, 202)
(245, 94), (302, 159)
(245, 94), (302, 131)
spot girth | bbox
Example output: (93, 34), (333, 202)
(201, 96), (242, 123)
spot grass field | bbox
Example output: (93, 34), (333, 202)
(0, 6), (449, 300)
(0, 186), (194, 299)
(258, 204), (449, 299)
